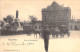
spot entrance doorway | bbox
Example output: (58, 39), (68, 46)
(75, 25), (78, 30)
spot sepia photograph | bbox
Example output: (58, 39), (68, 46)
(0, 0), (80, 52)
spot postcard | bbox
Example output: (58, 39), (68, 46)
(0, 0), (80, 52)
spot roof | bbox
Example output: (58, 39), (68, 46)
(42, 1), (70, 12)
(33, 21), (42, 23)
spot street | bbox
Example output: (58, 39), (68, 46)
(0, 31), (80, 52)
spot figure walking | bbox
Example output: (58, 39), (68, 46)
(51, 27), (55, 38)
(54, 26), (60, 38)
(42, 27), (50, 52)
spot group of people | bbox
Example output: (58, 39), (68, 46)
(51, 26), (60, 38)
(26, 25), (70, 39)
(33, 26), (69, 39)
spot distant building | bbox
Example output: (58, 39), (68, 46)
(42, 1), (71, 28)
(23, 21), (42, 32)
(23, 21), (32, 31)
(32, 21), (42, 31)
(69, 19), (80, 30)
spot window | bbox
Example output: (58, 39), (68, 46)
(32, 26), (33, 28)
(35, 26), (37, 29)
(39, 26), (41, 29)
(71, 25), (72, 29)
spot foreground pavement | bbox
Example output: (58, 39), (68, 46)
(0, 31), (80, 52)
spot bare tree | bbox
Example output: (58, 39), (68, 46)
(29, 15), (37, 22)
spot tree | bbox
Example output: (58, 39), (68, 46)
(0, 21), (4, 27)
(3, 15), (14, 25)
(29, 15), (37, 22)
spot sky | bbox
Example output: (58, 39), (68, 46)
(0, 0), (80, 21)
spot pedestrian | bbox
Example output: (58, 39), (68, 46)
(34, 30), (37, 38)
(27, 27), (31, 36)
(42, 27), (50, 52)
(51, 27), (55, 38)
(54, 26), (60, 38)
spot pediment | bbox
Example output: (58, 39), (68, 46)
(46, 1), (63, 11)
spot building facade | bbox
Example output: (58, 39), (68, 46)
(23, 21), (42, 32)
(42, 1), (71, 28)
(69, 19), (80, 30)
